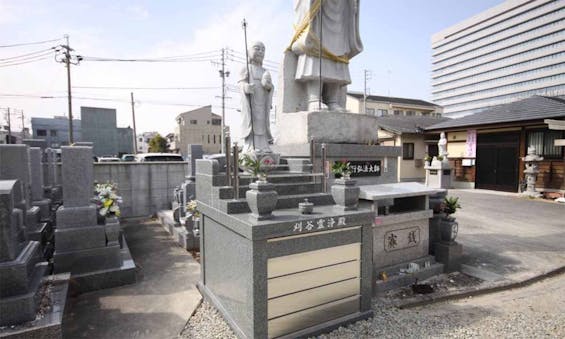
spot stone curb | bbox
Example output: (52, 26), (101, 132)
(394, 265), (565, 309)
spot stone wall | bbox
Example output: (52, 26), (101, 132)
(93, 162), (187, 218)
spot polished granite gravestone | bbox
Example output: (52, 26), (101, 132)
(29, 147), (52, 222)
(43, 148), (62, 204)
(0, 145), (45, 243)
(53, 146), (135, 293)
(0, 180), (69, 339)
(196, 159), (374, 339)
(0, 180), (48, 325)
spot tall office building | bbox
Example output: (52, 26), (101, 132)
(431, 0), (565, 117)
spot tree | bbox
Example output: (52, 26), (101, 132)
(148, 134), (169, 153)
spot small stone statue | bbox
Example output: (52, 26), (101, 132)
(239, 41), (274, 154)
(438, 132), (448, 160)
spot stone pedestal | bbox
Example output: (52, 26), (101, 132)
(53, 146), (135, 293)
(425, 160), (452, 189)
(434, 241), (463, 272)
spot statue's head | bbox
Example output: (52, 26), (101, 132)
(440, 132), (446, 139)
(249, 41), (265, 64)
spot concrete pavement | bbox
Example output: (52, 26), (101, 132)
(63, 219), (201, 339)
(453, 189), (565, 283)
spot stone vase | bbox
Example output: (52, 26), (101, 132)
(331, 178), (360, 211)
(246, 180), (278, 220)
(440, 215), (458, 243)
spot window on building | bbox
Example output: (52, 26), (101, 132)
(402, 143), (414, 160)
(208, 135), (210, 144)
(219, 134), (221, 145)
(50, 130), (57, 137)
(37, 129), (47, 136)
(213, 135), (216, 144)
(406, 110), (415, 116)
(138, 137), (143, 142)
(378, 109), (388, 117)
(527, 130), (564, 159)
(394, 110), (402, 116)
(190, 120), (197, 125)
(366, 108), (375, 115)
(212, 119), (221, 125)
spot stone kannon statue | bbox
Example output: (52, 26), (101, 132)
(239, 41), (274, 153)
(438, 132), (448, 159)
(279, 0), (363, 113)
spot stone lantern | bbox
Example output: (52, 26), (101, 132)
(521, 146), (543, 198)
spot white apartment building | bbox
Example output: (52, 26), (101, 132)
(136, 131), (159, 153)
(431, 0), (565, 118)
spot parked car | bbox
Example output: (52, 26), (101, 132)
(134, 153), (184, 162)
(98, 157), (120, 162)
(121, 154), (136, 162)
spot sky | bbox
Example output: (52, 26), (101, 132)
(0, 0), (503, 140)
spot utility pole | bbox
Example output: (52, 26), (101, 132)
(130, 92), (138, 154)
(219, 48), (230, 154)
(55, 34), (82, 145)
(19, 109), (25, 139)
(364, 69), (372, 114)
(4, 108), (11, 144)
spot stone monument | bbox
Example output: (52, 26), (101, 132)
(0, 145), (45, 242)
(425, 132), (452, 189)
(29, 147), (51, 221)
(53, 146), (135, 292)
(0, 179), (48, 325)
(273, 1), (399, 186)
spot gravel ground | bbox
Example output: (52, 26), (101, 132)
(179, 274), (565, 339)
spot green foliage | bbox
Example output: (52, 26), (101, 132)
(437, 155), (444, 161)
(424, 154), (432, 162)
(331, 160), (351, 177)
(148, 134), (169, 153)
(442, 196), (461, 216)
(239, 153), (275, 179)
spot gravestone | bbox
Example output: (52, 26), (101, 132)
(0, 145), (44, 241)
(29, 147), (52, 221)
(43, 148), (62, 203)
(0, 179), (48, 326)
(53, 146), (135, 293)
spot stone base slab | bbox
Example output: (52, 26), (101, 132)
(0, 273), (70, 339)
(55, 205), (97, 229)
(0, 242), (44, 298)
(53, 243), (122, 275)
(275, 110), (379, 145)
(55, 225), (107, 252)
(69, 239), (136, 294)
(0, 262), (48, 326)
(435, 241), (463, 273)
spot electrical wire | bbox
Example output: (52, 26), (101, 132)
(72, 86), (220, 90)
(0, 47), (56, 61)
(0, 55), (52, 68)
(0, 37), (63, 48)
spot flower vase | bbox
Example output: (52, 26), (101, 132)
(439, 215), (459, 243)
(246, 180), (278, 220)
(331, 178), (360, 211)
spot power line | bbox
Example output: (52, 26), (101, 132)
(0, 56), (52, 68)
(0, 37), (63, 48)
(72, 85), (220, 90)
(0, 47), (56, 61)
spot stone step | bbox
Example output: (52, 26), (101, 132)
(237, 173), (322, 185)
(214, 182), (323, 199)
(220, 192), (335, 214)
